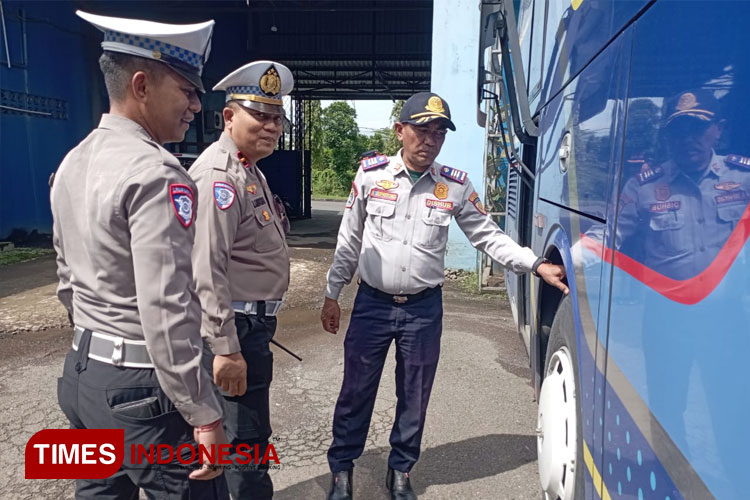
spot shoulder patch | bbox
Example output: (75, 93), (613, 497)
(361, 154), (389, 171)
(213, 181), (236, 210)
(440, 166), (467, 184)
(345, 182), (358, 209)
(170, 184), (194, 227)
(468, 192), (487, 215)
(211, 150), (231, 172)
(637, 166), (664, 185)
(726, 154), (750, 169)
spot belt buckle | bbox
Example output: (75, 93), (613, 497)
(393, 295), (408, 304)
(111, 337), (124, 366)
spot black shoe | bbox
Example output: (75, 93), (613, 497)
(327, 469), (353, 500)
(386, 468), (417, 500)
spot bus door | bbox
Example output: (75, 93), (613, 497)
(534, 27), (631, 500)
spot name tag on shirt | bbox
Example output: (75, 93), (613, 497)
(426, 199), (453, 211)
(370, 188), (398, 202)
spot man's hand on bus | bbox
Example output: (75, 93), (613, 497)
(537, 263), (569, 295)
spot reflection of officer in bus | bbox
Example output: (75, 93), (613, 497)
(617, 90), (748, 494)
(615, 89), (750, 279)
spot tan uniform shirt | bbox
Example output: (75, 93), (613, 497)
(190, 132), (290, 355)
(325, 150), (538, 299)
(50, 114), (222, 426)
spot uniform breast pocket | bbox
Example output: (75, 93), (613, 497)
(253, 205), (283, 253)
(649, 211), (689, 252)
(717, 203), (747, 228)
(418, 210), (452, 249)
(365, 201), (396, 241)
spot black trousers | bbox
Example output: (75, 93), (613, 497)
(203, 312), (276, 500)
(57, 329), (229, 500)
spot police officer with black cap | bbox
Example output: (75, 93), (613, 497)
(320, 92), (568, 500)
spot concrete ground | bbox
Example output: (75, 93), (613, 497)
(0, 201), (541, 500)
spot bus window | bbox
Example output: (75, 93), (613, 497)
(527, 0), (545, 109)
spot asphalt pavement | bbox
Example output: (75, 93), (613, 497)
(0, 200), (541, 499)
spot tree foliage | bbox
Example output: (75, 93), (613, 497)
(310, 100), (405, 197)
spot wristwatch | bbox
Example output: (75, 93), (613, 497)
(531, 257), (551, 277)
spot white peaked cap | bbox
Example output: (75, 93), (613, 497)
(213, 61), (294, 115)
(76, 10), (215, 92)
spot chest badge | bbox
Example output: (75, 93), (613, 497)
(376, 179), (398, 190)
(247, 183), (258, 195)
(654, 185), (671, 201)
(262, 209), (271, 221)
(434, 182), (449, 200)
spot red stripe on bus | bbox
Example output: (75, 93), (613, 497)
(579, 203), (750, 304)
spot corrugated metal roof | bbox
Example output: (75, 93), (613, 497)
(75, 0), (433, 100)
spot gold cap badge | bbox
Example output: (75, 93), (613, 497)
(676, 92), (698, 111)
(260, 66), (282, 96)
(425, 96), (445, 113)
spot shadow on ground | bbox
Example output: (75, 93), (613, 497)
(275, 433), (536, 499)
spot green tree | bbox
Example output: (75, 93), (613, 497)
(309, 101), (362, 196)
(383, 100), (404, 155)
(322, 101), (361, 178)
(305, 100), (325, 171)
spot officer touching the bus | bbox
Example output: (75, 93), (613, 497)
(51, 11), (227, 499)
(190, 61), (293, 500)
(320, 92), (568, 500)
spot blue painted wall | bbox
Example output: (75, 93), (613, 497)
(431, 0), (485, 270)
(0, 0), (102, 239)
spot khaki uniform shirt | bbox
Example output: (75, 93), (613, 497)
(50, 114), (222, 426)
(190, 133), (290, 355)
(325, 150), (538, 299)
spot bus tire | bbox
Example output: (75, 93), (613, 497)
(537, 295), (585, 500)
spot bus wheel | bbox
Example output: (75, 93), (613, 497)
(537, 295), (584, 500)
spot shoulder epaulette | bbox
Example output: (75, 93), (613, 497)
(439, 166), (467, 184)
(637, 166), (663, 185)
(360, 150), (379, 159)
(726, 154), (750, 169)
(361, 154), (389, 171)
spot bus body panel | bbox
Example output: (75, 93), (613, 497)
(498, 1), (750, 498)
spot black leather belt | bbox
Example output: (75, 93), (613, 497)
(359, 281), (440, 304)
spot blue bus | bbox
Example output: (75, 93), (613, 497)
(477, 1), (750, 499)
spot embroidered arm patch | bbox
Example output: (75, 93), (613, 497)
(213, 181), (236, 210)
(170, 184), (195, 227)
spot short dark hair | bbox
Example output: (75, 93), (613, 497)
(98, 51), (168, 102)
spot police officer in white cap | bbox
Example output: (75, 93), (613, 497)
(190, 60), (294, 499)
(51, 10), (228, 499)
(321, 92), (568, 500)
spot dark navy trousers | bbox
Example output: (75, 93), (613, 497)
(328, 284), (443, 473)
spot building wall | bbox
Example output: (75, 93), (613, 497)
(431, 0), (484, 270)
(0, 0), (101, 240)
